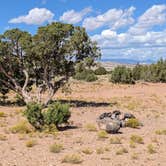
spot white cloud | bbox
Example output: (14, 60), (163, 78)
(129, 5), (166, 34)
(60, 7), (92, 24)
(9, 8), (54, 25)
(83, 6), (135, 31)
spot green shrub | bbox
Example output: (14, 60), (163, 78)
(24, 103), (44, 130)
(43, 102), (71, 128)
(85, 73), (98, 82)
(155, 129), (166, 135)
(74, 69), (98, 82)
(94, 67), (107, 75)
(110, 66), (135, 84)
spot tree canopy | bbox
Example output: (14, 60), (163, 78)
(0, 22), (101, 106)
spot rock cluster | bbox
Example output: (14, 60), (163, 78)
(96, 110), (136, 133)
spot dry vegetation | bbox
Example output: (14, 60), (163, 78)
(0, 79), (166, 166)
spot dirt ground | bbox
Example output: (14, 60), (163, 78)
(0, 79), (166, 166)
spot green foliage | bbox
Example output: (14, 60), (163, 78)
(24, 102), (71, 130)
(0, 23), (101, 105)
(24, 103), (44, 130)
(94, 66), (107, 75)
(74, 69), (98, 82)
(110, 66), (135, 84)
(133, 59), (166, 83)
(44, 102), (71, 127)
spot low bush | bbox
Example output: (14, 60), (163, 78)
(82, 148), (93, 155)
(85, 123), (97, 132)
(116, 147), (128, 155)
(74, 69), (98, 82)
(24, 103), (44, 130)
(44, 102), (71, 128)
(24, 102), (71, 131)
(94, 67), (107, 75)
(110, 66), (135, 84)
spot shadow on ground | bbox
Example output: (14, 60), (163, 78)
(53, 99), (114, 108)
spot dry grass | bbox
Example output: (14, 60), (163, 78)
(97, 130), (108, 139)
(10, 120), (33, 134)
(0, 112), (6, 117)
(130, 135), (144, 144)
(85, 123), (97, 132)
(0, 134), (7, 141)
(49, 143), (63, 153)
(110, 137), (121, 144)
(62, 154), (83, 164)
(116, 147), (128, 155)
(25, 139), (37, 148)
(147, 144), (156, 154)
(155, 129), (166, 135)
(82, 148), (93, 155)
(126, 118), (140, 128)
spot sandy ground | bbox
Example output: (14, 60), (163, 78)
(0, 79), (166, 166)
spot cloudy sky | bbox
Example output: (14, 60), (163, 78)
(1, 0), (166, 63)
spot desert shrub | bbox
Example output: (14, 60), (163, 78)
(110, 137), (121, 144)
(10, 120), (33, 134)
(126, 118), (140, 128)
(116, 147), (128, 155)
(24, 102), (70, 130)
(49, 143), (63, 153)
(25, 139), (37, 147)
(110, 66), (135, 84)
(0, 112), (6, 117)
(85, 73), (98, 82)
(155, 129), (166, 135)
(62, 154), (83, 164)
(129, 140), (136, 148)
(130, 135), (144, 144)
(96, 147), (105, 154)
(24, 103), (44, 130)
(43, 102), (71, 128)
(94, 66), (107, 75)
(82, 148), (93, 155)
(85, 123), (97, 132)
(97, 130), (108, 139)
(0, 134), (7, 141)
(147, 144), (156, 154)
(74, 69), (98, 82)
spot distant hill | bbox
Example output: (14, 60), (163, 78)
(99, 61), (136, 71)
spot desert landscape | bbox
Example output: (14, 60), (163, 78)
(0, 77), (166, 166)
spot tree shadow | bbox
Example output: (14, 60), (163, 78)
(57, 125), (79, 131)
(52, 99), (114, 108)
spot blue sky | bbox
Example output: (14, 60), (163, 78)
(1, 0), (166, 63)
